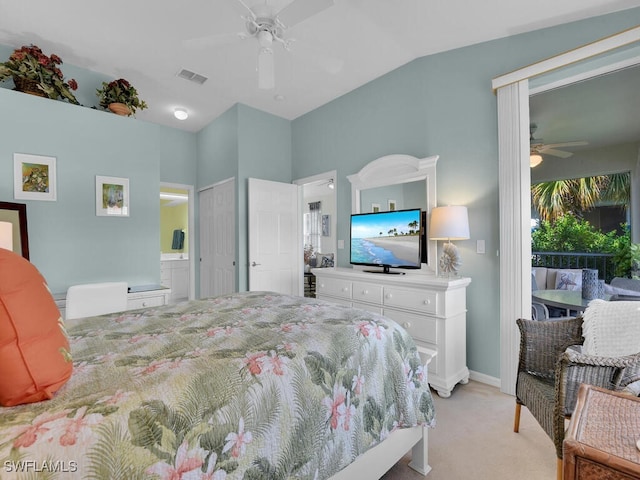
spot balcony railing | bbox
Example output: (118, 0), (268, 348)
(531, 251), (616, 282)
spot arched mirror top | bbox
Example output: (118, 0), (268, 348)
(347, 154), (438, 274)
(347, 154), (438, 213)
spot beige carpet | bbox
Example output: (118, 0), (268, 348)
(380, 381), (556, 480)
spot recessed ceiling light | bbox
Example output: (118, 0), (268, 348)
(174, 108), (188, 120)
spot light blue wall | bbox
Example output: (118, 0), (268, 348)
(195, 103), (292, 292)
(0, 87), (196, 295)
(1, 8), (639, 379)
(291, 8), (640, 378)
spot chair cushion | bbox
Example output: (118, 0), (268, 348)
(0, 248), (72, 406)
(582, 299), (640, 357)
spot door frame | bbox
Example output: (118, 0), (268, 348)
(492, 26), (640, 395)
(294, 170), (338, 291)
(160, 182), (196, 300)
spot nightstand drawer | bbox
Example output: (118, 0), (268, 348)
(128, 295), (165, 310)
(316, 278), (351, 299)
(352, 282), (383, 304)
(383, 287), (438, 314)
(383, 309), (437, 344)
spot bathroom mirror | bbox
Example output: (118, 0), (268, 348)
(347, 154), (438, 274)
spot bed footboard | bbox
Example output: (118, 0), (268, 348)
(329, 425), (431, 479)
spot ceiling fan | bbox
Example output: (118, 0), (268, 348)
(529, 123), (588, 167)
(185, 0), (336, 90)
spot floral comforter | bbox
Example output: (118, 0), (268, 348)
(0, 291), (435, 479)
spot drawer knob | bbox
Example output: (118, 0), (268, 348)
(142, 301), (148, 307)
(403, 322), (411, 329)
(362, 289), (368, 295)
(386, 293), (392, 299)
(342, 287), (349, 292)
(424, 299), (431, 305)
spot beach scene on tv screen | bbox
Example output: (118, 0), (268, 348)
(351, 210), (421, 267)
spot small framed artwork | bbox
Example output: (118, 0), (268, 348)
(96, 175), (129, 217)
(322, 214), (330, 236)
(371, 203), (381, 213)
(388, 199), (397, 211)
(14, 153), (57, 201)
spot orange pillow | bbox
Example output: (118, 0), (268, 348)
(0, 248), (72, 406)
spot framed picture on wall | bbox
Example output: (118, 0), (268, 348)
(13, 153), (57, 201)
(388, 199), (397, 211)
(96, 175), (130, 217)
(371, 203), (380, 213)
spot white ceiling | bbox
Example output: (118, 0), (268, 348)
(1, 0), (639, 133)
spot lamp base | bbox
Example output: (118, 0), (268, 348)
(438, 242), (462, 277)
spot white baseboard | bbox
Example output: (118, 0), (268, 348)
(469, 370), (501, 388)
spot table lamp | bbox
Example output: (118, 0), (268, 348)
(429, 206), (470, 276)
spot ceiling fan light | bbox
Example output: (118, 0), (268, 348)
(530, 153), (543, 168)
(174, 108), (188, 120)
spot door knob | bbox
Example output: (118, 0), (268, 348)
(251, 261), (261, 267)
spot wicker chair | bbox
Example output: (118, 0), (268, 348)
(513, 317), (640, 480)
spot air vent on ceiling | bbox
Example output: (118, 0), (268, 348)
(177, 69), (208, 85)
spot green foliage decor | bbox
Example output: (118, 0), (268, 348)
(0, 44), (79, 104)
(96, 78), (148, 114)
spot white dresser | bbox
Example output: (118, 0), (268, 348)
(313, 267), (471, 397)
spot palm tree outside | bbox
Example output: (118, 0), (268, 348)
(531, 171), (634, 279)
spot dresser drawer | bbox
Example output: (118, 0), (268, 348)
(352, 281), (383, 304)
(128, 295), (165, 310)
(316, 278), (352, 299)
(383, 309), (437, 344)
(383, 287), (438, 314)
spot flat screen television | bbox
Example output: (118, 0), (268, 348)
(350, 208), (422, 274)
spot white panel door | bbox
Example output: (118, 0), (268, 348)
(199, 178), (236, 298)
(248, 178), (301, 295)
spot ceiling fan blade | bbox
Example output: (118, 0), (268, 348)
(540, 141), (588, 149)
(541, 148), (573, 158)
(276, 0), (334, 29)
(258, 48), (275, 90)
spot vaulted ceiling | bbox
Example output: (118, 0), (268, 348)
(1, 0), (638, 132)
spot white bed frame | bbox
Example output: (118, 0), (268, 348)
(329, 350), (436, 479)
(329, 425), (430, 479)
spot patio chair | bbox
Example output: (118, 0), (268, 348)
(513, 305), (640, 480)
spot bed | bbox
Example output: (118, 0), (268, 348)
(0, 291), (435, 479)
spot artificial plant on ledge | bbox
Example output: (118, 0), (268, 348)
(0, 44), (79, 104)
(96, 78), (147, 116)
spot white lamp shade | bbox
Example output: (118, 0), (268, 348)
(429, 206), (470, 240)
(0, 221), (13, 251)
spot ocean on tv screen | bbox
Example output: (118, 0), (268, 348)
(351, 210), (420, 266)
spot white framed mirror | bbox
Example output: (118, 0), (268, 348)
(347, 154), (439, 274)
